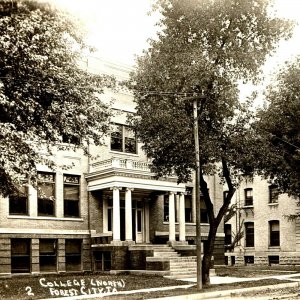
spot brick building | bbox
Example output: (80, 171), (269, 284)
(225, 176), (300, 266)
(0, 59), (225, 276)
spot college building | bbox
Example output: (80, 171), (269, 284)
(225, 176), (300, 266)
(0, 59), (225, 277)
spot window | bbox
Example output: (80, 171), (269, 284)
(94, 251), (111, 271)
(223, 191), (229, 203)
(137, 210), (142, 232)
(269, 220), (280, 246)
(269, 185), (279, 204)
(245, 222), (254, 247)
(66, 239), (82, 271)
(11, 239), (31, 273)
(38, 172), (55, 216)
(244, 188), (253, 206)
(244, 256), (254, 264)
(64, 175), (80, 217)
(39, 239), (57, 272)
(107, 198), (113, 231)
(9, 183), (28, 215)
(62, 133), (80, 144)
(163, 195), (169, 222)
(111, 124), (137, 154)
(269, 255), (279, 265)
(200, 193), (209, 223)
(224, 224), (232, 245)
(185, 188), (193, 223)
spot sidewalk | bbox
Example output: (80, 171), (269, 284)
(148, 273), (300, 300)
(149, 282), (300, 300)
(179, 271), (300, 285)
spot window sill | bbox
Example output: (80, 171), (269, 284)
(244, 247), (255, 250)
(9, 213), (29, 217)
(268, 203), (278, 206)
(8, 216), (84, 222)
(268, 246), (280, 250)
(163, 222), (210, 226)
(242, 205), (254, 209)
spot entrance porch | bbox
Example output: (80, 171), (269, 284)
(86, 157), (189, 246)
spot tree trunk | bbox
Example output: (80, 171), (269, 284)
(202, 222), (218, 285)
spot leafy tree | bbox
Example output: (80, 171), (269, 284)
(0, 0), (113, 196)
(255, 57), (300, 203)
(130, 0), (292, 284)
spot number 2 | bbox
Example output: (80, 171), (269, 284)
(25, 286), (34, 296)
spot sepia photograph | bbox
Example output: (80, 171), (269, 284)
(0, 0), (300, 299)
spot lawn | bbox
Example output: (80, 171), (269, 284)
(0, 273), (188, 300)
(0, 266), (297, 300)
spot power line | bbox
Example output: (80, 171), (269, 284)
(256, 127), (300, 151)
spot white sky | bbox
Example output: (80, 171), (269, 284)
(51, 0), (300, 104)
(52, 0), (159, 65)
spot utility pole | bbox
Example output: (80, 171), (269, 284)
(193, 97), (202, 290)
(183, 95), (203, 290)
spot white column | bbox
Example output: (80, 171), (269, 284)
(168, 192), (176, 242)
(179, 192), (186, 242)
(111, 187), (121, 241)
(125, 188), (133, 241)
(145, 200), (150, 243)
(56, 172), (63, 218)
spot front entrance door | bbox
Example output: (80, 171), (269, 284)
(118, 199), (144, 243)
(134, 200), (144, 243)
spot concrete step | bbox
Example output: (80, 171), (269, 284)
(152, 248), (176, 252)
(170, 265), (197, 270)
(153, 252), (180, 257)
(170, 260), (197, 265)
(170, 256), (197, 263)
(147, 256), (181, 262)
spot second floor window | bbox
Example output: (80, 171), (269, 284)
(9, 183), (28, 215)
(64, 175), (80, 218)
(111, 124), (137, 154)
(244, 188), (253, 206)
(38, 172), (55, 216)
(269, 185), (279, 204)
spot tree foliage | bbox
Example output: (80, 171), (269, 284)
(255, 57), (300, 199)
(130, 0), (292, 284)
(0, 0), (114, 196)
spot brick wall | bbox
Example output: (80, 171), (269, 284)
(129, 249), (153, 270)
(226, 176), (298, 265)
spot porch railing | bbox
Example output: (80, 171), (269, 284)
(90, 157), (152, 173)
